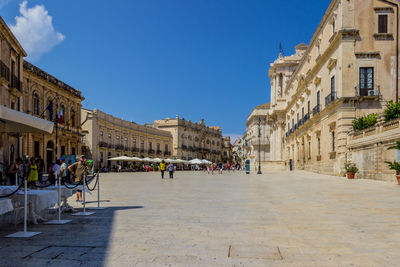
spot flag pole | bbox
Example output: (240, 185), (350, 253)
(55, 92), (58, 162)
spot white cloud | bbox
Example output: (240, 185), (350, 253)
(9, 1), (65, 60)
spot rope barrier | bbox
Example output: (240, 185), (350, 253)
(84, 173), (99, 191)
(61, 180), (81, 189)
(0, 182), (24, 198)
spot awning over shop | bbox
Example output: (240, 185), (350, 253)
(0, 105), (54, 134)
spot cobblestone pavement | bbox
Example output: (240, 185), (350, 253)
(1, 171), (400, 266)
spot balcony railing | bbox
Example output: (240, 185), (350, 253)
(149, 149), (155, 154)
(325, 92), (336, 106)
(115, 145), (124, 150)
(131, 147), (139, 152)
(9, 75), (21, 91)
(312, 104), (320, 115)
(98, 141), (108, 148)
(156, 150), (162, 154)
(108, 144), (114, 149)
(164, 151), (171, 156)
(140, 149), (145, 153)
(181, 145), (187, 149)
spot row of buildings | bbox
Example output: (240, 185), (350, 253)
(0, 15), (232, 177)
(235, 0), (400, 181)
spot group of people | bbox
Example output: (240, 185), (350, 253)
(205, 162), (240, 175)
(2, 155), (92, 203)
(159, 160), (175, 179)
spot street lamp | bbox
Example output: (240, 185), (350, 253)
(257, 117), (262, 175)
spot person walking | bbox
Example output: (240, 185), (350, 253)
(218, 162), (223, 174)
(168, 163), (174, 179)
(68, 155), (90, 202)
(160, 160), (166, 179)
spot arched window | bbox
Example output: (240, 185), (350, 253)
(33, 92), (40, 115)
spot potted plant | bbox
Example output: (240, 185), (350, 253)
(385, 161), (400, 184)
(345, 162), (358, 179)
(386, 141), (400, 185)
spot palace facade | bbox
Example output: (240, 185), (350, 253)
(81, 108), (173, 168)
(243, 103), (275, 171)
(22, 61), (84, 166)
(153, 116), (226, 163)
(268, 0), (400, 175)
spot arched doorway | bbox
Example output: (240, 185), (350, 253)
(46, 141), (54, 166)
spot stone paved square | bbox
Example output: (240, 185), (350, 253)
(1, 171), (400, 266)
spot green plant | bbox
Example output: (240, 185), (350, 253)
(345, 162), (359, 173)
(384, 100), (400, 121)
(352, 113), (378, 131)
(385, 161), (400, 175)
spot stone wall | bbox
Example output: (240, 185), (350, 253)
(347, 116), (400, 181)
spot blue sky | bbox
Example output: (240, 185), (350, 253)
(1, 0), (331, 141)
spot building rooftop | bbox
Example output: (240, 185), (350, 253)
(23, 61), (83, 99)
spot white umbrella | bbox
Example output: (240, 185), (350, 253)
(175, 159), (190, 164)
(131, 157), (144, 162)
(152, 158), (163, 163)
(108, 156), (133, 161)
(201, 159), (212, 164)
(189, 158), (203, 165)
(164, 158), (174, 163)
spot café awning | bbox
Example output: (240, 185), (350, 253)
(0, 105), (54, 134)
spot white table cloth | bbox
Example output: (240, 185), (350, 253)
(10, 189), (58, 224)
(0, 185), (18, 195)
(0, 198), (13, 215)
(39, 185), (75, 211)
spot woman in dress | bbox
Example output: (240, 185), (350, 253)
(27, 158), (39, 187)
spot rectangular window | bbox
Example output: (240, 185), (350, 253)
(331, 76), (335, 95)
(307, 101), (310, 114)
(302, 107), (304, 118)
(34, 141), (40, 158)
(317, 137), (321, 155)
(100, 131), (103, 141)
(378, 14), (388, 34)
(332, 132), (335, 152)
(132, 139), (136, 148)
(165, 144), (169, 152)
(61, 145), (65, 156)
(100, 152), (104, 164)
(360, 67), (374, 96)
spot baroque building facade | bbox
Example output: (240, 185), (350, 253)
(243, 103), (272, 171)
(81, 108), (173, 168)
(22, 61), (84, 166)
(268, 0), (400, 176)
(153, 116), (225, 163)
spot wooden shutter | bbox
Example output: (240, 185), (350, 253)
(379, 15), (388, 34)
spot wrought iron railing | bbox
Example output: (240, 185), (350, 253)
(312, 104), (320, 115)
(325, 92), (336, 106)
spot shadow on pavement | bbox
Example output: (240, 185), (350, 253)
(0, 205), (144, 266)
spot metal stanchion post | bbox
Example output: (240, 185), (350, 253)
(72, 174), (94, 216)
(6, 178), (40, 238)
(90, 173), (105, 210)
(45, 173), (71, 224)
